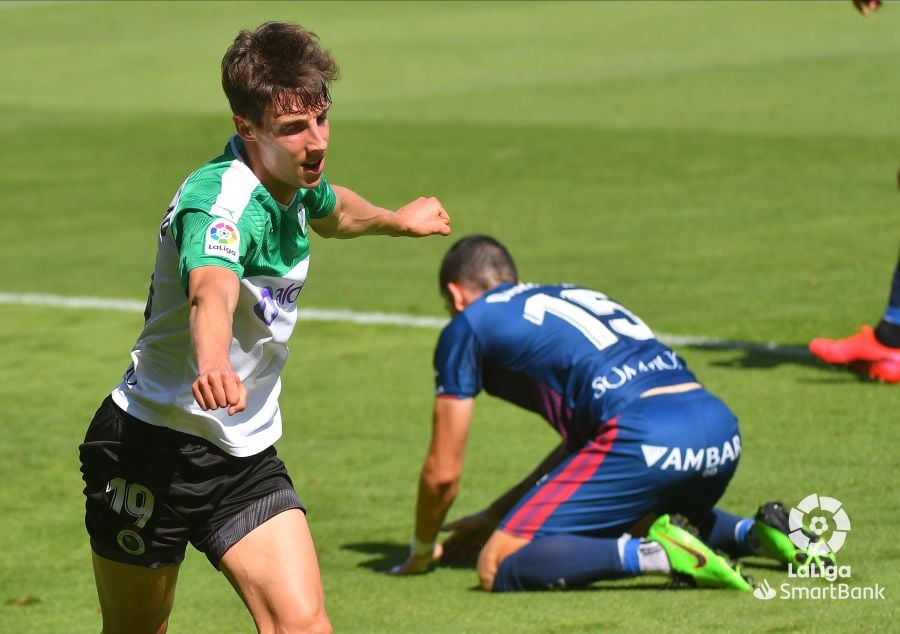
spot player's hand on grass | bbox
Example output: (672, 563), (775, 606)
(394, 197), (451, 237)
(440, 508), (498, 564)
(192, 367), (247, 415)
(386, 543), (443, 575)
(852, 0), (882, 15)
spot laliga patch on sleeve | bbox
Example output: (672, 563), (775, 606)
(204, 221), (241, 262)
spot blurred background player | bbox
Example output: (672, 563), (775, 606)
(809, 255), (900, 382)
(808, 168), (900, 383)
(79, 22), (450, 634)
(851, 0), (882, 16)
(389, 236), (824, 592)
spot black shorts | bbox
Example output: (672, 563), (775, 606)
(79, 396), (304, 569)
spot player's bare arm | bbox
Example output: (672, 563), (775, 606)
(440, 443), (570, 563)
(188, 265), (247, 415)
(310, 185), (451, 238)
(387, 396), (473, 575)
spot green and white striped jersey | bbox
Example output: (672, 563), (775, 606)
(111, 136), (335, 457)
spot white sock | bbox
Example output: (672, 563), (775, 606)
(637, 539), (671, 574)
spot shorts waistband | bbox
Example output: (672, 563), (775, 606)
(106, 395), (226, 454)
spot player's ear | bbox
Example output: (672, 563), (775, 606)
(446, 282), (468, 314)
(233, 115), (256, 142)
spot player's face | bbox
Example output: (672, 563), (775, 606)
(237, 105), (330, 202)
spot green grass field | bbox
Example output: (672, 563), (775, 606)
(1, 1), (898, 631)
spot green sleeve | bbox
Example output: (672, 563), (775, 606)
(303, 174), (336, 219)
(171, 209), (246, 292)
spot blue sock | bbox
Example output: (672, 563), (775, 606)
(881, 262), (900, 325)
(492, 534), (633, 592)
(699, 508), (754, 558)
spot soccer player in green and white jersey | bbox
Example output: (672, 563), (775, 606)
(79, 22), (450, 634)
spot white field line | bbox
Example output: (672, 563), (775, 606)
(0, 292), (811, 357)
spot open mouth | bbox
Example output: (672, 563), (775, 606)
(302, 158), (324, 175)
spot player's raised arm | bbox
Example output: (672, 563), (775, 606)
(387, 396), (474, 575)
(310, 185), (450, 239)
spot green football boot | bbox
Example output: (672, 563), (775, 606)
(647, 514), (753, 591)
(752, 501), (837, 573)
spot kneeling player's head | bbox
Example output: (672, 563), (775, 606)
(439, 235), (518, 309)
(222, 21), (340, 127)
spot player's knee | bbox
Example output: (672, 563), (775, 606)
(257, 595), (330, 634)
(477, 531), (529, 592)
(477, 546), (504, 591)
(291, 610), (332, 634)
(271, 605), (331, 634)
(478, 561), (497, 591)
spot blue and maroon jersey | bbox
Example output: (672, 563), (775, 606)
(433, 283), (699, 450)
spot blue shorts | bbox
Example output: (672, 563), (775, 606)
(499, 389), (741, 540)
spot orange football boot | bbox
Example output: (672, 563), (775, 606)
(862, 359), (900, 383)
(809, 326), (900, 365)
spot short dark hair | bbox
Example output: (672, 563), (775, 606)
(439, 235), (518, 300)
(221, 22), (340, 126)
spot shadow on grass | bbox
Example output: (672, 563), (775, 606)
(737, 560), (784, 572)
(341, 541), (410, 571)
(340, 542), (755, 593)
(342, 541), (480, 572)
(684, 342), (876, 382)
(455, 581), (671, 593)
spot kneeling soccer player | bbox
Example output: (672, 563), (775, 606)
(389, 235), (830, 592)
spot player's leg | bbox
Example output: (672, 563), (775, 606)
(738, 501), (836, 573)
(876, 257), (900, 338)
(481, 418), (640, 591)
(808, 323), (900, 363)
(653, 479), (760, 590)
(693, 508), (755, 558)
(91, 554), (180, 634)
(219, 509), (331, 634)
(678, 493), (838, 575)
(869, 256), (900, 380)
(809, 248), (900, 382)
(486, 394), (751, 592)
(485, 417), (636, 591)
(476, 530), (529, 590)
(690, 502), (835, 569)
(484, 418), (677, 592)
(808, 170), (900, 380)
(80, 397), (192, 633)
(193, 448), (329, 633)
(485, 517), (738, 592)
(485, 529), (668, 592)
(630, 389), (751, 589)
